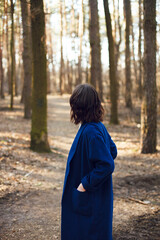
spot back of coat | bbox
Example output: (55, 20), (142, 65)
(61, 122), (117, 240)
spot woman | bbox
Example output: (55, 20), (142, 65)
(61, 84), (117, 240)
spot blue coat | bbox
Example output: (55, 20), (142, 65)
(61, 122), (117, 240)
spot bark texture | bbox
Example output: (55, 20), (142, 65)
(124, 0), (132, 108)
(20, 0), (32, 119)
(89, 0), (102, 100)
(103, 0), (118, 124)
(30, 0), (50, 152)
(141, 0), (157, 153)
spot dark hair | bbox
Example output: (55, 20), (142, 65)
(70, 83), (104, 124)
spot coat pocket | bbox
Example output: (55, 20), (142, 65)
(72, 187), (92, 216)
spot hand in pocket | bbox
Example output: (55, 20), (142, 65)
(77, 183), (86, 192)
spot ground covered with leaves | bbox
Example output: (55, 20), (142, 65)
(0, 95), (160, 240)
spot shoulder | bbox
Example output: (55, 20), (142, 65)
(82, 122), (107, 141)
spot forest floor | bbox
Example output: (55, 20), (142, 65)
(0, 94), (160, 240)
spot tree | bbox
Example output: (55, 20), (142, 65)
(30, 0), (50, 152)
(141, 0), (157, 153)
(77, 0), (84, 85)
(124, 0), (132, 108)
(103, 0), (118, 124)
(0, 47), (4, 99)
(131, 15), (138, 94)
(59, 0), (65, 95)
(10, 0), (16, 109)
(113, 0), (122, 74)
(5, 0), (11, 95)
(138, 0), (142, 99)
(89, 0), (102, 100)
(20, 0), (32, 119)
(0, 0), (5, 99)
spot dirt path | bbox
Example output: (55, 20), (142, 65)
(0, 95), (160, 240)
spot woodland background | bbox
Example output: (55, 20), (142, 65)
(0, 0), (160, 239)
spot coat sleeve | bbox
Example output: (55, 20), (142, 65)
(108, 132), (117, 160)
(81, 134), (115, 192)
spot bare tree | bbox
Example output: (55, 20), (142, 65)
(103, 0), (118, 124)
(20, 0), (32, 119)
(89, 0), (103, 100)
(10, 0), (16, 109)
(0, 0), (5, 99)
(141, 0), (157, 153)
(124, 0), (132, 108)
(77, 0), (84, 85)
(59, 0), (65, 94)
(30, 0), (50, 152)
(138, 0), (143, 99)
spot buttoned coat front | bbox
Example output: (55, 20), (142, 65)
(61, 122), (117, 240)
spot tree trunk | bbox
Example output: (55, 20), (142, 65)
(103, 0), (118, 124)
(21, 82), (25, 103)
(5, 0), (11, 95)
(30, 0), (50, 152)
(20, 0), (32, 119)
(138, 0), (142, 99)
(131, 15), (138, 94)
(124, 0), (132, 108)
(89, 0), (103, 100)
(59, 0), (65, 94)
(10, 0), (15, 110)
(66, 60), (72, 94)
(77, 0), (83, 85)
(0, 1), (5, 99)
(114, 0), (122, 72)
(141, 0), (157, 153)
(113, 0), (121, 100)
(0, 48), (4, 99)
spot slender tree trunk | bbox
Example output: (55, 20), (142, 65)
(14, 0), (21, 97)
(114, 0), (122, 72)
(138, 0), (142, 99)
(131, 16), (138, 93)
(77, 0), (83, 85)
(21, 83), (25, 103)
(30, 0), (50, 152)
(20, 0), (32, 119)
(124, 0), (132, 108)
(70, 0), (76, 88)
(60, 0), (65, 94)
(45, 2), (52, 94)
(10, 0), (15, 110)
(141, 0), (157, 153)
(0, 1), (5, 99)
(63, 0), (69, 92)
(113, 0), (121, 100)
(0, 48), (4, 99)
(103, 0), (118, 124)
(89, 0), (103, 100)
(67, 60), (72, 94)
(5, 0), (11, 95)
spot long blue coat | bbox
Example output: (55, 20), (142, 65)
(61, 122), (117, 240)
